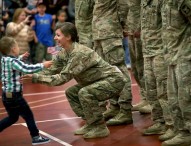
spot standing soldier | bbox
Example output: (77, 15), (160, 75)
(126, 0), (151, 114)
(161, 0), (191, 145)
(92, 0), (133, 125)
(140, 0), (172, 136)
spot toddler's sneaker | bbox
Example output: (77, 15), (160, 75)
(32, 135), (50, 145)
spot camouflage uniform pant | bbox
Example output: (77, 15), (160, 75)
(33, 42), (52, 63)
(75, 19), (93, 49)
(128, 35), (146, 101)
(93, 38), (132, 111)
(168, 61), (191, 132)
(144, 55), (171, 124)
(75, 0), (94, 49)
(65, 76), (125, 125)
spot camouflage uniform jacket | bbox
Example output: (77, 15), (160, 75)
(32, 43), (123, 86)
(162, 0), (191, 65)
(92, 0), (123, 40)
(141, 0), (164, 57)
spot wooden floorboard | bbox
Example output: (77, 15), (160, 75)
(0, 77), (162, 146)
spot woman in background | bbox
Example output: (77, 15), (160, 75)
(6, 8), (36, 62)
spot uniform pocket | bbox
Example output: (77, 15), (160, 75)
(168, 6), (186, 29)
(141, 4), (160, 29)
(149, 5), (160, 29)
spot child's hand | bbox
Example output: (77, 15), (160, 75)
(43, 61), (53, 68)
(21, 52), (30, 60)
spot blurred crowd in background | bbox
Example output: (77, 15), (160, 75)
(0, 0), (75, 64)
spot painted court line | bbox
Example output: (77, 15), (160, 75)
(30, 99), (68, 109)
(28, 95), (66, 104)
(14, 117), (81, 125)
(0, 99), (68, 115)
(21, 123), (72, 146)
(0, 91), (64, 99)
(0, 94), (66, 111)
(24, 91), (65, 96)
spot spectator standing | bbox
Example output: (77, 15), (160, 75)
(55, 9), (68, 29)
(6, 8), (35, 58)
(33, 1), (55, 63)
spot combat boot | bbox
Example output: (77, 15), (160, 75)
(162, 131), (191, 146)
(74, 123), (93, 135)
(83, 123), (110, 138)
(142, 122), (166, 135)
(106, 110), (133, 126)
(132, 100), (148, 111)
(139, 104), (152, 114)
(159, 127), (177, 141)
(103, 105), (120, 120)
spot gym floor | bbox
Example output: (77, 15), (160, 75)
(0, 74), (162, 146)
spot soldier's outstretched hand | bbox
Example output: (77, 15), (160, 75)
(43, 61), (53, 68)
(20, 74), (33, 83)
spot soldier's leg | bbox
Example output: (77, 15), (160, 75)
(162, 63), (191, 146)
(154, 56), (174, 141)
(134, 37), (151, 113)
(128, 35), (151, 113)
(76, 76), (124, 138)
(65, 84), (85, 119)
(76, 19), (94, 49)
(93, 40), (110, 113)
(75, 0), (94, 49)
(167, 65), (183, 130)
(100, 38), (133, 125)
(128, 35), (142, 86)
(178, 61), (191, 134)
(142, 56), (165, 135)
